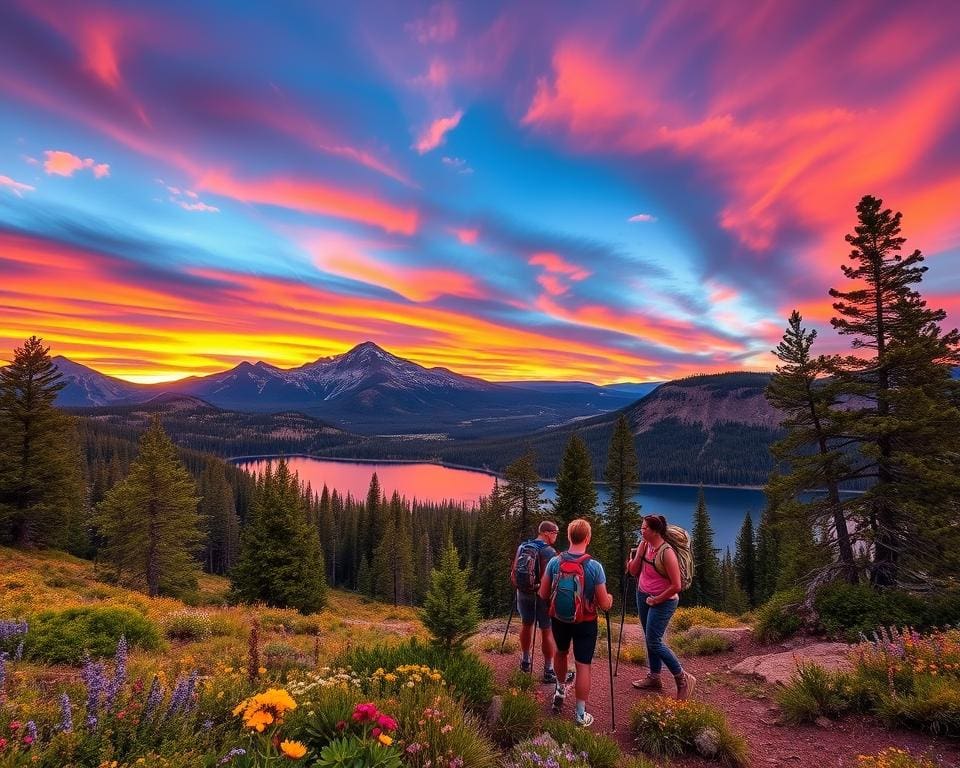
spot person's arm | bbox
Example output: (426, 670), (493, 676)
(538, 561), (553, 601)
(646, 547), (681, 605)
(594, 582), (614, 613)
(627, 541), (645, 578)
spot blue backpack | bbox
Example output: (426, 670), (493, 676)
(549, 552), (595, 623)
(511, 539), (546, 594)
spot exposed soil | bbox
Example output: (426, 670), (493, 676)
(479, 620), (960, 768)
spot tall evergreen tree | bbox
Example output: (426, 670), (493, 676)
(95, 416), (203, 597)
(603, 414), (642, 602)
(754, 504), (780, 604)
(373, 491), (414, 605)
(471, 485), (512, 617)
(689, 486), (721, 608)
(421, 538), (480, 651)
(199, 460), (240, 575)
(829, 195), (960, 585)
(0, 337), (85, 549)
(720, 547), (749, 615)
(553, 434), (598, 545)
(766, 311), (857, 582)
(733, 511), (757, 606)
(231, 459), (326, 613)
(501, 449), (545, 543)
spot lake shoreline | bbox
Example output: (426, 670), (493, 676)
(228, 452), (765, 491)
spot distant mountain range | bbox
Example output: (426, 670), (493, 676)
(50, 343), (656, 438)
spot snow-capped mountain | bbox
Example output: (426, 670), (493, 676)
(50, 356), (146, 407)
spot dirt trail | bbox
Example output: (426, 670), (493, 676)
(480, 620), (960, 768)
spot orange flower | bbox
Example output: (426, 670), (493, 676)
(280, 740), (308, 759)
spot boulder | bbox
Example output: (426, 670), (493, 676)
(730, 642), (853, 686)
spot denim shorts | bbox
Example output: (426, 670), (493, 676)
(516, 591), (550, 629)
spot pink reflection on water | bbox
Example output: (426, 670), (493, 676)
(236, 457), (497, 506)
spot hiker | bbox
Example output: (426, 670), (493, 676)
(539, 518), (613, 727)
(626, 514), (696, 699)
(511, 520), (561, 680)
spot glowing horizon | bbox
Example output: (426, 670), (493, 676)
(2, 1), (959, 385)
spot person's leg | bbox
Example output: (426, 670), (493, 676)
(633, 592), (663, 690)
(516, 592), (535, 672)
(571, 620), (598, 725)
(551, 620), (572, 712)
(645, 600), (682, 676)
(538, 598), (556, 674)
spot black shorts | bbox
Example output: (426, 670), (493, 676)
(550, 617), (599, 664)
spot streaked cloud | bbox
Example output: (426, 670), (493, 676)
(414, 110), (463, 154)
(0, 175), (35, 197)
(628, 213), (656, 223)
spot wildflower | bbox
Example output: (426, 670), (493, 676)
(81, 659), (107, 723)
(378, 733), (393, 747)
(57, 692), (74, 733)
(105, 635), (128, 711)
(217, 747), (246, 765)
(143, 676), (163, 721)
(8, 722), (20, 732)
(279, 740), (307, 759)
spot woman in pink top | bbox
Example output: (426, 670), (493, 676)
(626, 514), (696, 699)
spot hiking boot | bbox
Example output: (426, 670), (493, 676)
(542, 668), (558, 684)
(574, 710), (594, 728)
(551, 684), (566, 714)
(519, 659), (532, 674)
(632, 674), (663, 691)
(675, 671), (697, 700)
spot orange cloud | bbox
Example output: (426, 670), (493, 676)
(414, 110), (463, 154)
(196, 170), (418, 235)
(528, 251), (590, 280)
(43, 150), (110, 178)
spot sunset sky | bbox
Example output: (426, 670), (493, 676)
(2, 0), (959, 384)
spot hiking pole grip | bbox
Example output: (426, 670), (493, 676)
(604, 611), (616, 732)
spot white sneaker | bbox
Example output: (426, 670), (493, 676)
(575, 710), (594, 728)
(551, 684), (566, 714)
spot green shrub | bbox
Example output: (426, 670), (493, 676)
(26, 606), (162, 664)
(620, 643), (647, 665)
(264, 640), (311, 675)
(337, 638), (494, 711)
(314, 737), (403, 768)
(755, 588), (805, 644)
(163, 609), (216, 641)
(775, 662), (854, 724)
(856, 747), (942, 768)
(671, 629), (734, 657)
(673, 606), (741, 632)
(629, 695), (748, 766)
(506, 668), (536, 693)
(814, 583), (960, 641)
(876, 676), (960, 737)
(543, 718), (621, 768)
(491, 689), (540, 747)
(479, 635), (517, 654)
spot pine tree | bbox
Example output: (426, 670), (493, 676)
(199, 461), (240, 575)
(373, 491), (414, 605)
(754, 504), (780, 604)
(0, 337), (85, 549)
(95, 416), (203, 597)
(501, 450), (545, 542)
(472, 486), (512, 617)
(766, 311), (857, 582)
(231, 459), (326, 613)
(689, 486), (721, 608)
(733, 511), (757, 606)
(829, 195), (960, 585)
(774, 500), (828, 591)
(421, 538), (480, 651)
(720, 547), (749, 615)
(603, 414), (642, 603)
(553, 434), (598, 544)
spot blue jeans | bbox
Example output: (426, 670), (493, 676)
(637, 592), (682, 675)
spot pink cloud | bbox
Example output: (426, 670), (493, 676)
(628, 213), (657, 223)
(0, 175), (35, 197)
(528, 251), (591, 281)
(43, 150), (110, 178)
(411, 58), (449, 88)
(449, 227), (479, 245)
(414, 110), (463, 154)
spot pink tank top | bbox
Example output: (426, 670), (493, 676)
(638, 542), (674, 596)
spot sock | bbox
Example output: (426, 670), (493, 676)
(555, 682), (565, 695)
(545, 660), (554, 671)
(576, 700), (586, 718)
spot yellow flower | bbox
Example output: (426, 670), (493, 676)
(280, 740), (308, 759)
(378, 734), (393, 747)
(244, 709), (274, 732)
(258, 666), (268, 675)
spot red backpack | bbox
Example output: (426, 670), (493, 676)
(548, 553), (595, 623)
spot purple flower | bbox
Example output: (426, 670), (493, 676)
(0, 619), (28, 643)
(58, 692), (74, 733)
(143, 675), (163, 721)
(105, 635), (128, 710)
(13, 641), (23, 662)
(80, 659), (107, 725)
(25, 721), (37, 741)
(165, 677), (189, 720)
(218, 747), (246, 765)
(0, 652), (7, 691)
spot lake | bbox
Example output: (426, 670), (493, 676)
(235, 456), (766, 552)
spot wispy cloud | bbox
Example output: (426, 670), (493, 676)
(43, 150), (110, 179)
(0, 175), (35, 197)
(406, 2), (457, 44)
(628, 213), (657, 223)
(442, 156), (473, 174)
(415, 111), (463, 154)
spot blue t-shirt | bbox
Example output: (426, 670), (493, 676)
(544, 552), (606, 604)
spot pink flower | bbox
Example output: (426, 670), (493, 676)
(8, 723), (20, 732)
(352, 702), (379, 722)
(22, 736), (34, 746)
(377, 714), (398, 731)
(372, 727), (382, 739)
(0, 737), (7, 749)
(336, 720), (347, 731)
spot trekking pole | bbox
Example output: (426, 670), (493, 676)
(500, 600), (515, 653)
(614, 573), (629, 677)
(604, 611), (616, 732)
(531, 614), (538, 674)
